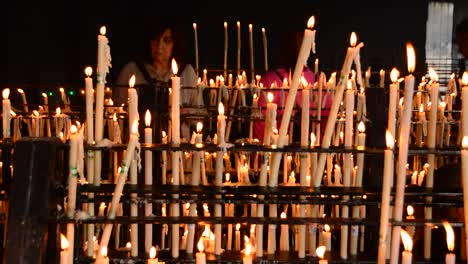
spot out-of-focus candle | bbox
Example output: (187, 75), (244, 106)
(316, 245), (328, 264)
(248, 24), (255, 82)
(262, 27), (268, 72)
(196, 239), (206, 264)
(443, 221), (456, 264)
(237, 21), (241, 76)
(400, 229), (413, 264)
(147, 246), (158, 264)
(242, 242), (253, 264)
(279, 212), (289, 251)
(323, 224), (332, 251)
(17, 88), (28, 113)
(2, 89), (11, 138)
(406, 205), (415, 237)
(60, 234), (69, 264)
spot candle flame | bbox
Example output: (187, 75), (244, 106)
(310, 132), (316, 146)
(307, 16), (315, 29)
(324, 224), (330, 232)
(406, 43), (416, 73)
(100, 26), (106, 35)
(350, 32), (357, 47)
(126, 242), (131, 249)
(197, 238), (204, 252)
(60, 233), (69, 250)
(262, 27), (265, 33)
(33, 110), (39, 117)
(131, 120), (138, 135)
(400, 229), (413, 252)
(218, 102), (224, 115)
(316, 245), (326, 259)
(273, 128), (278, 135)
(162, 130), (167, 138)
(70, 125), (77, 134)
(443, 221), (455, 251)
(193, 22), (197, 30)
(237, 21), (240, 27)
(358, 121), (365, 133)
(428, 68), (438, 82)
(56, 107), (61, 115)
(145, 110), (151, 127)
(85, 66), (92, 77)
(59, 87), (65, 93)
(244, 243), (252, 256)
(113, 113), (117, 122)
(224, 21), (227, 28)
(196, 122), (203, 133)
(249, 24), (252, 31)
(17, 88), (24, 94)
(2, 89), (10, 99)
(419, 104), (424, 113)
(386, 130), (394, 150)
(171, 59), (178, 75)
(149, 246), (157, 259)
(101, 246), (108, 257)
(225, 173), (230, 182)
(236, 223), (241, 231)
(129, 75), (135, 88)
(267, 92), (274, 103)
(100, 202), (106, 209)
(42, 93), (47, 98)
(463, 136), (468, 149)
(406, 205), (414, 216)
(390, 68), (399, 83)
(281, 212), (286, 219)
(462, 72), (468, 86)
(347, 79), (353, 90)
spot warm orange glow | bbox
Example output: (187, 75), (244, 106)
(171, 59), (178, 75)
(143, 110), (151, 127)
(307, 16), (315, 29)
(196, 122), (203, 133)
(248, 24), (252, 31)
(225, 173), (230, 182)
(129, 75), (136, 88)
(197, 238), (204, 253)
(218, 102), (225, 115)
(1, 88), (9, 100)
(462, 72), (468, 86)
(193, 22), (197, 30)
(310, 132), (316, 146)
(463, 136), (468, 149)
(131, 120), (138, 135)
(100, 26), (106, 35)
(85, 66), (92, 77)
(400, 229), (413, 252)
(162, 130), (167, 138)
(33, 110), (39, 117)
(17, 88), (24, 94)
(42, 93), (47, 98)
(70, 125), (77, 134)
(101, 246), (108, 257)
(149, 246), (157, 259)
(347, 79), (353, 90)
(386, 130), (394, 150)
(126, 242), (131, 249)
(358, 121), (365, 133)
(324, 224), (330, 232)
(236, 223), (241, 231)
(237, 21), (240, 27)
(316, 245), (326, 259)
(428, 68), (438, 82)
(406, 43), (416, 73)
(267, 92), (274, 103)
(244, 242), (252, 256)
(60, 233), (69, 250)
(262, 27), (265, 33)
(280, 212), (287, 219)
(390, 68), (399, 83)
(224, 22), (227, 28)
(419, 104), (424, 113)
(350, 32), (357, 47)
(443, 221), (455, 251)
(406, 205), (414, 217)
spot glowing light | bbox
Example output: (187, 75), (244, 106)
(85, 67), (92, 76)
(386, 130), (394, 150)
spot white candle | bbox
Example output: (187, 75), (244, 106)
(316, 245), (328, 264)
(237, 21), (241, 76)
(322, 224), (332, 251)
(193, 23), (199, 75)
(262, 27), (268, 72)
(65, 125), (78, 264)
(144, 110), (153, 253)
(242, 242), (253, 264)
(224, 22), (229, 78)
(400, 229), (413, 264)
(264, 92), (277, 145)
(379, 69), (385, 88)
(235, 223), (241, 251)
(388, 68), (400, 138)
(147, 246), (158, 264)
(279, 212), (289, 251)
(442, 221), (456, 264)
(390, 43), (416, 264)
(98, 202), (106, 217)
(96, 121), (139, 262)
(462, 73), (468, 258)
(406, 205), (415, 237)
(59, 234), (69, 264)
(249, 24), (254, 82)
(196, 239), (206, 264)
(17, 88), (28, 113)
(2, 89), (11, 138)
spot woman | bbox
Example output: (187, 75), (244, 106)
(115, 20), (201, 141)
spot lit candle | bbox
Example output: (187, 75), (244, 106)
(161, 131), (168, 185)
(214, 103), (226, 255)
(264, 92), (277, 145)
(249, 24), (255, 82)
(242, 242), (253, 264)
(98, 202), (106, 217)
(279, 212), (289, 251)
(147, 246), (158, 264)
(443, 221), (456, 264)
(59, 87), (67, 105)
(406, 205), (415, 237)
(196, 239), (206, 264)
(2, 89), (11, 138)
(17, 88), (28, 113)
(98, 246), (109, 264)
(237, 21), (241, 76)
(144, 110), (153, 253)
(317, 245), (328, 264)
(235, 223), (241, 251)
(262, 27), (268, 72)
(322, 224), (332, 251)
(60, 234), (69, 264)
(379, 69), (385, 88)
(299, 79), (309, 258)
(223, 22), (228, 78)
(65, 124), (78, 263)
(462, 73), (468, 258)
(377, 130), (394, 264)
(193, 22), (199, 75)
(388, 68), (400, 138)
(97, 121), (139, 262)
(400, 229), (413, 264)
(390, 43), (416, 264)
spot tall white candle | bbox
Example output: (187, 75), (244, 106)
(193, 23), (199, 75)
(237, 21), (241, 76)
(442, 221), (456, 264)
(66, 125), (79, 264)
(215, 103), (226, 256)
(264, 92), (277, 145)
(462, 72), (468, 258)
(224, 22), (228, 79)
(322, 224), (332, 251)
(379, 69), (386, 88)
(299, 78), (309, 258)
(249, 24), (255, 82)
(279, 212), (289, 251)
(144, 110), (153, 253)
(2, 89), (11, 138)
(390, 43), (416, 264)
(377, 131), (395, 264)
(17, 88), (28, 113)
(262, 27), (268, 72)
(388, 68), (400, 138)
(400, 229), (413, 264)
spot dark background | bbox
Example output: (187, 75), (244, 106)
(4, 1), (467, 91)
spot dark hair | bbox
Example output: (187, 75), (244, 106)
(142, 18), (187, 65)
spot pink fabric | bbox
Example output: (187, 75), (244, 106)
(253, 67), (331, 142)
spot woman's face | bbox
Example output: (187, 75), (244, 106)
(151, 28), (174, 65)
